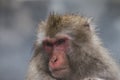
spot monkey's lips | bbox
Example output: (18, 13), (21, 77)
(50, 67), (65, 72)
(50, 67), (68, 74)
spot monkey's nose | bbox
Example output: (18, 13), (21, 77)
(50, 56), (58, 63)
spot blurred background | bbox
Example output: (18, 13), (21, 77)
(0, 0), (120, 80)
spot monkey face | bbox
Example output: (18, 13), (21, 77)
(42, 34), (72, 78)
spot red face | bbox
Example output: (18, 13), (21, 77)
(42, 35), (71, 78)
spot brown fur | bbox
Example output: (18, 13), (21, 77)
(26, 13), (120, 80)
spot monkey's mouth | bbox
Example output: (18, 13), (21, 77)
(53, 68), (66, 71)
(50, 67), (68, 73)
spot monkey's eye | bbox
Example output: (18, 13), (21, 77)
(56, 39), (66, 45)
(43, 42), (53, 47)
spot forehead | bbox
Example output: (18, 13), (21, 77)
(45, 14), (88, 37)
(46, 14), (63, 37)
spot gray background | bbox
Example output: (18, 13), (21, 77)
(0, 0), (120, 80)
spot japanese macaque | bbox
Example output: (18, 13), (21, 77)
(26, 13), (120, 80)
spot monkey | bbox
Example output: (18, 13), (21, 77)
(26, 13), (120, 80)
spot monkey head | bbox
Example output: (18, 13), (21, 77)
(37, 14), (96, 79)
(26, 13), (120, 80)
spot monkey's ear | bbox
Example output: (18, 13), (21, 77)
(82, 22), (90, 31)
(83, 17), (93, 30)
(83, 23), (90, 28)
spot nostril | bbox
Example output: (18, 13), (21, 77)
(51, 56), (58, 63)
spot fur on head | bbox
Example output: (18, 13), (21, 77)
(37, 13), (96, 44)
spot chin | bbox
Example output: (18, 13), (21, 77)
(51, 68), (70, 79)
